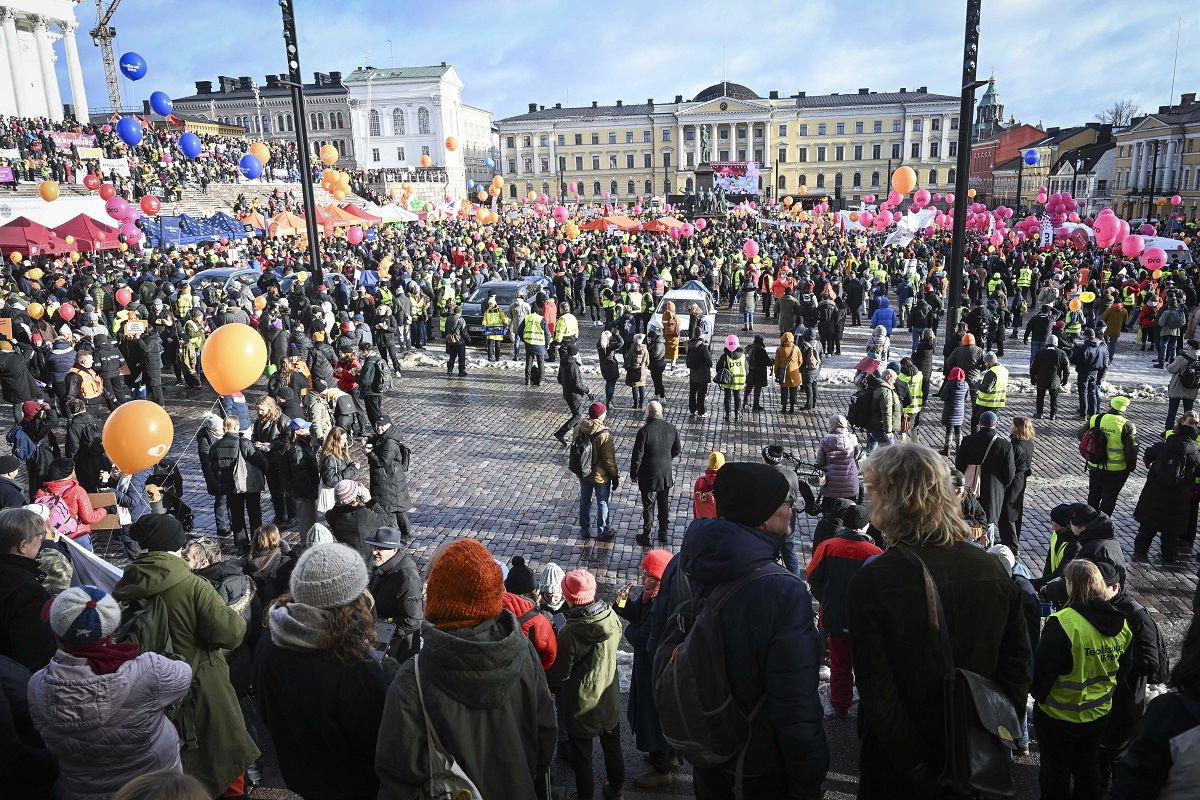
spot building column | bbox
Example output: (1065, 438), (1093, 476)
(0, 7), (26, 117)
(940, 115), (951, 164)
(1129, 142), (1141, 191)
(28, 15), (58, 120)
(1136, 141), (1150, 190)
(1164, 137), (1179, 191)
(902, 115), (912, 167)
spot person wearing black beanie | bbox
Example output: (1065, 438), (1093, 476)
(504, 555), (537, 597)
(128, 513), (187, 553)
(712, 463), (792, 529)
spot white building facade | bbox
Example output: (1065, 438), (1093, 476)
(344, 63), (498, 193)
(0, 0), (89, 121)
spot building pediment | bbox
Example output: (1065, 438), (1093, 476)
(679, 98), (771, 116)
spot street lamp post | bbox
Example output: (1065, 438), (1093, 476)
(1015, 155), (1025, 211)
(947, 0), (986, 337)
(277, 0), (323, 284)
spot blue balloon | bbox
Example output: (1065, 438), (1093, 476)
(178, 132), (202, 159)
(115, 116), (143, 146)
(1023, 150), (1038, 166)
(466, 179), (475, 189)
(149, 91), (173, 117)
(119, 52), (147, 81)
(238, 153), (263, 180)
(485, 157), (495, 169)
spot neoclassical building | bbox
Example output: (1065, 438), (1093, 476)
(0, 0), (89, 121)
(1112, 92), (1200, 222)
(495, 81), (962, 206)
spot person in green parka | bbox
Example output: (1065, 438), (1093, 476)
(112, 513), (259, 798)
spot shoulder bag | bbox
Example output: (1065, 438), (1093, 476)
(897, 546), (1020, 799)
(962, 434), (997, 496)
(232, 442), (250, 495)
(414, 655), (485, 799)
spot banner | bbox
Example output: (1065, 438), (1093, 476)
(1039, 214), (1053, 248)
(0, 166), (13, 183)
(711, 161), (760, 195)
(100, 157), (130, 178)
(76, 147), (103, 160)
(62, 533), (123, 592)
(0, 148), (19, 160)
(44, 130), (98, 149)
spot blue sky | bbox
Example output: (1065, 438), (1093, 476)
(58, 0), (1196, 128)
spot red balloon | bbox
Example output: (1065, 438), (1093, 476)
(83, 174), (101, 191)
(115, 287), (132, 307)
(139, 195), (161, 216)
(58, 304), (76, 322)
(98, 183), (116, 200)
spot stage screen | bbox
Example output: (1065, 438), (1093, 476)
(711, 161), (760, 195)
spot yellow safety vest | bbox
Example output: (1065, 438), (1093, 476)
(898, 371), (924, 415)
(1087, 413), (1132, 472)
(1064, 311), (1083, 335)
(483, 307), (506, 339)
(555, 313), (579, 343)
(175, 293), (193, 317)
(68, 366), (103, 399)
(721, 353), (747, 390)
(1017, 268), (1033, 288)
(522, 313), (546, 346)
(1049, 530), (1072, 574)
(1038, 607), (1131, 724)
(988, 277), (1003, 295)
(976, 364), (1008, 408)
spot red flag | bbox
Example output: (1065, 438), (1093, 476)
(165, 114), (181, 126)
(108, 113), (120, 123)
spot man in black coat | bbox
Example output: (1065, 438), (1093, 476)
(954, 410), (1016, 530)
(0, 346), (42, 424)
(629, 400), (681, 546)
(0, 456), (25, 509)
(553, 343), (593, 445)
(364, 526), (422, 661)
(366, 415), (412, 536)
(0, 508), (56, 672)
(1030, 335), (1070, 419)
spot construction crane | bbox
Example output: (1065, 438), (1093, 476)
(89, 0), (123, 113)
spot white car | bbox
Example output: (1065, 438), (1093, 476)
(649, 288), (715, 345)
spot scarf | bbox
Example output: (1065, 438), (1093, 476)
(269, 602), (328, 652)
(66, 637), (141, 675)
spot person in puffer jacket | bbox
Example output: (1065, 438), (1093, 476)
(815, 414), (861, 504)
(27, 586), (193, 800)
(46, 337), (76, 416)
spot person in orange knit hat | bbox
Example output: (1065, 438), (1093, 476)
(376, 539), (557, 800)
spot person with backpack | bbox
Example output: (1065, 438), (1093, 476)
(366, 415), (413, 535)
(686, 333), (713, 417)
(692, 451), (723, 519)
(27, 585), (194, 800)
(1133, 420), (1200, 565)
(1078, 395), (1140, 516)
(715, 334), (747, 421)
(648, 461), (828, 798)
(364, 526), (423, 662)
(112, 513), (260, 798)
(63, 397), (108, 492)
(357, 341), (387, 426)
(36, 457), (108, 552)
(572, 402), (619, 542)
(10, 400), (58, 496)
(209, 416), (269, 552)
(1164, 339), (1200, 432)
(1154, 297), (1186, 369)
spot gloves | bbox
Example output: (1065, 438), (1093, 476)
(610, 475), (619, 491)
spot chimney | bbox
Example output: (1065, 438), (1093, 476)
(539, 105), (545, 111)
(647, 98), (654, 107)
(238, 76), (252, 90)
(217, 76), (234, 93)
(313, 72), (327, 87)
(858, 87), (869, 94)
(899, 87), (907, 93)
(528, 102), (537, 113)
(195, 80), (212, 94)
(329, 71), (342, 85)
(441, 61), (447, 67)
(918, 86), (928, 93)
(675, 94), (683, 103)
(1182, 92), (1197, 105)
(555, 103), (562, 109)
(591, 101), (598, 108)
(616, 100), (622, 107)
(769, 90), (779, 99)
(142, 99), (152, 116)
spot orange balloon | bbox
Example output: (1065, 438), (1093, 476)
(419, 154), (432, 168)
(319, 144), (339, 165)
(891, 166), (917, 195)
(527, 191), (538, 202)
(27, 302), (44, 319)
(1068, 298), (1082, 312)
(849, 211), (860, 222)
(254, 295), (267, 310)
(488, 186), (499, 197)
(39, 181), (59, 202)
(102, 400), (175, 475)
(444, 136), (458, 151)
(967, 188), (977, 198)
(492, 175), (504, 188)
(250, 142), (271, 164)
(782, 196), (793, 206)
(797, 185), (807, 195)
(333, 189), (347, 201)
(201, 323), (268, 396)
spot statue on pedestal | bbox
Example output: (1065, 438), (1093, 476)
(699, 125), (711, 165)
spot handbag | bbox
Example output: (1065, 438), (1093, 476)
(962, 434), (997, 495)
(774, 345), (795, 384)
(232, 443), (250, 494)
(414, 655), (484, 799)
(897, 546), (1020, 799)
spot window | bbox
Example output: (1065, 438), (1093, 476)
(540, 134), (548, 147)
(855, 121), (864, 134)
(798, 147), (808, 163)
(543, 182), (550, 195)
(779, 123), (788, 137)
(368, 109), (380, 137)
(950, 117), (959, 130)
(397, 147), (405, 161)
(524, 158), (532, 172)
(686, 152), (694, 167)
(929, 141), (939, 158)
(574, 134), (582, 145)
(836, 123), (845, 135)
(816, 174), (825, 188)
(509, 184), (517, 198)
(719, 126), (728, 139)
(643, 131), (651, 142)
(591, 133), (599, 145)
(421, 145), (429, 156)
(575, 156), (583, 170)
(928, 170), (938, 185)
(645, 179), (652, 195)
(852, 172), (862, 187)
(592, 181), (601, 196)
(1097, 179), (1108, 195)
(799, 174), (807, 186)
(778, 147), (788, 163)
(1188, 139), (1195, 153)
(609, 155), (618, 169)
(541, 158), (549, 172)
(817, 146), (826, 162)
(754, 149), (762, 163)
(523, 135), (532, 148)
(609, 132), (616, 144)
(947, 168), (956, 184)
(872, 144), (881, 159)
(508, 158), (516, 173)
(686, 178), (694, 191)
(949, 141), (958, 157)
(891, 143), (901, 159)
(336, 112), (345, 128)
(873, 120), (882, 134)
(719, 150), (729, 161)
(911, 118), (922, 132)
(664, 178), (671, 193)
(799, 124), (807, 136)
(371, 148), (380, 162)
(737, 150), (745, 161)
(558, 134), (565, 146)
(736, 126), (746, 139)
(834, 173), (843, 189)
(663, 129), (671, 142)
(835, 145), (844, 161)
(506, 135), (515, 149)
(931, 117), (941, 132)
(627, 180), (635, 195)
(893, 120), (902, 132)
(558, 156), (566, 172)
(627, 131), (635, 143)
(275, 113), (284, 132)
(777, 175), (786, 189)
(663, 152), (672, 168)
(627, 154), (635, 169)
(817, 123), (826, 135)
(592, 155), (600, 170)
(871, 171), (880, 187)
(911, 142), (921, 159)
(610, 180), (617, 195)
(418, 107), (430, 134)
(643, 153), (652, 168)
(754, 124), (763, 138)
(392, 109), (405, 136)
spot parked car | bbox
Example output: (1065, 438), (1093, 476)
(187, 267), (261, 298)
(461, 280), (545, 343)
(649, 286), (716, 345)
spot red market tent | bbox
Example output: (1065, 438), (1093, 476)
(340, 203), (382, 224)
(52, 214), (121, 251)
(0, 216), (69, 256)
(580, 214), (640, 232)
(641, 216), (687, 233)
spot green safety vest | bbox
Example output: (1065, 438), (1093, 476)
(988, 277), (1003, 295)
(377, 287), (393, 306)
(1049, 530), (1072, 574)
(601, 289), (615, 309)
(1017, 268), (1033, 288)
(977, 364), (1008, 408)
(1064, 311), (1083, 335)
(555, 313), (579, 342)
(721, 353), (747, 390)
(522, 313), (546, 346)
(1038, 606), (1131, 724)
(898, 371), (924, 415)
(1087, 413), (1131, 472)
(411, 295), (426, 317)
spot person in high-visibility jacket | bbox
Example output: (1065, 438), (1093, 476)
(482, 297), (509, 363)
(519, 310), (550, 387)
(1077, 395), (1140, 515)
(897, 358), (924, 434)
(554, 302), (579, 353)
(971, 351), (1008, 432)
(65, 351), (106, 413)
(715, 334), (747, 420)
(1032, 559), (1132, 800)
(1034, 503), (1082, 591)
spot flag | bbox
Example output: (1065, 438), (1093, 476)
(1039, 214), (1053, 248)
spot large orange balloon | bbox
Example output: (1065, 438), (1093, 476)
(491, 175), (504, 188)
(797, 185), (807, 195)
(444, 136), (458, 151)
(891, 166), (917, 195)
(102, 400), (174, 475)
(254, 295), (267, 311)
(201, 323), (268, 395)
(419, 154), (432, 168)
(320, 144), (339, 166)
(250, 142), (271, 164)
(39, 181), (59, 202)
(27, 302), (44, 319)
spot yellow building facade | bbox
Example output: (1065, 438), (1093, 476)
(1111, 93), (1200, 222)
(495, 82), (961, 206)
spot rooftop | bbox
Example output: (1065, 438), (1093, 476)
(694, 81), (760, 102)
(173, 73), (345, 103)
(343, 64), (453, 82)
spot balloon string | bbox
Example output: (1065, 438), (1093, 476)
(153, 397), (222, 488)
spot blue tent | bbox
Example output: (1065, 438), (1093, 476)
(678, 279), (714, 297)
(210, 212), (251, 240)
(143, 215), (186, 249)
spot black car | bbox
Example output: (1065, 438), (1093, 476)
(461, 279), (552, 344)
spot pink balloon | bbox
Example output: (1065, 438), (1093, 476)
(694, 217), (707, 230)
(1170, 195), (1182, 206)
(1139, 224), (1157, 237)
(347, 226), (364, 245)
(859, 211), (873, 227)
(1068, 212), (1080, 223)
(945, 193), (955, 204)
(668, 226), (681, 240)
(887, 190), (902, 206)
(1120, 235), (1144, 258)
(914, 189), (931, 207)
(105, 196), (130, 220)
(681, 223), (695, 237)
(551, 205), (568, 222)
(1143, 247), (1168, 270)
(743, 239), (759, 258)
(567, 182), (576, 193)
(863, 194), (875, 203)
(1114, 218), (1130, 244)
(539, 193), (549, 204)
(632, 205), (642, 215)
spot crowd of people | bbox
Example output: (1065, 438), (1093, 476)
(0, 145), (1198, 800)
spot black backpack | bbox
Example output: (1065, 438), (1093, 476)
(1150, 442), (1193, 487)
(1180, 353), (1200, 390)
(115, 595), (200, 751)
(567, 430), (600, 477)
(845, 386), (873, 429)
